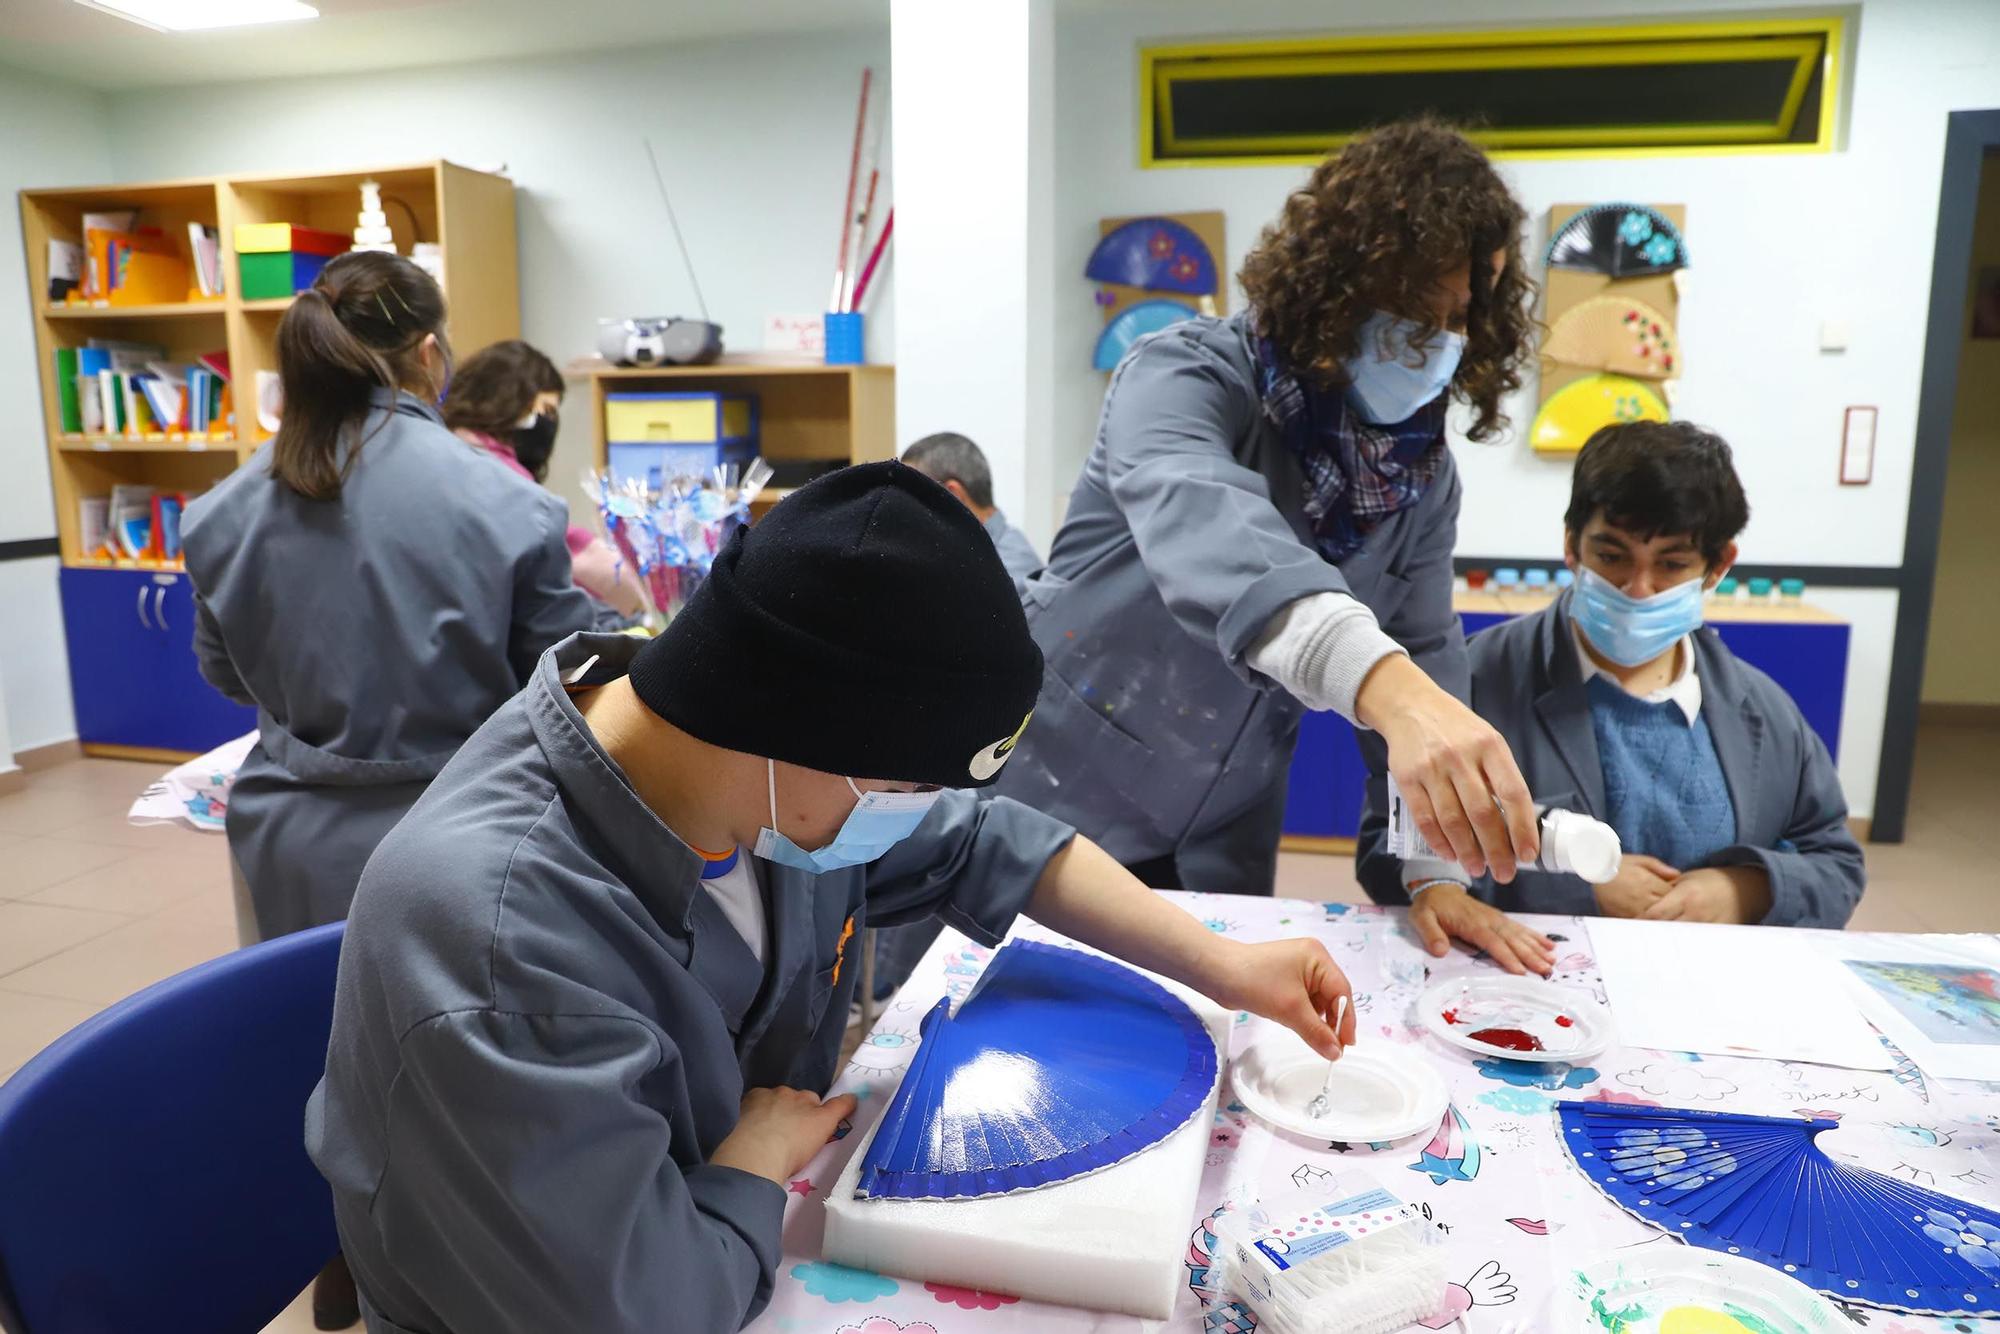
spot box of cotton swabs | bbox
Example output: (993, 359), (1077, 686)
(1210, 1170), (1449, 1334)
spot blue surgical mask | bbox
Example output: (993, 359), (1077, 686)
(1344, 309), (1465, 425)
(752, 758), (942, 874)
(1570, 567), (1706, 667)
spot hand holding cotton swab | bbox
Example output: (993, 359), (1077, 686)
(1303, 993), (1350, 1120)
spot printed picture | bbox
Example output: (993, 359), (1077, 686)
(1845, 961), (2000, 1046)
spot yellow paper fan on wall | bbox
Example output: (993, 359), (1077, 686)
(1531, 374), (1669, 454)
(1544, 296), (1679, 379)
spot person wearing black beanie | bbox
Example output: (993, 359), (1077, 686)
(306, 461), (1359, 1334)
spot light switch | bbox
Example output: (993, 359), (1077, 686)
(1819, 320), (1851, 352)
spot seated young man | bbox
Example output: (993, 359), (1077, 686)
(1390, 420), (1863, 929)
(307, 462), (1355, 1334)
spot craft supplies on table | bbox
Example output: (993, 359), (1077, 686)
(1208, 1169), (1449, 1334)
(1231, 1021), (1448, 1145)
(824, 940), (1230, 1317)
(758, 902), (2000, 1334)
(1823, 934), (2000, 1084)
(1418, 976), (1613, 1063)
(1557, 1246), (1847, 1333)
(1588, 918), (1891, 1071)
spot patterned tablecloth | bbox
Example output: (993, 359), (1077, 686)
(754, 893), (2000, 1334)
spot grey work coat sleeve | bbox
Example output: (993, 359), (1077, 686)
(862, 791), (1078, 945)
(1101, 335), (1355, 675)
(191, 592), (254, 707)
(371, 1009), (786, 1334)
(1352, 468), (1471, 905)
(508, 498), (598, 685)
(1703, 721), (1865, 929)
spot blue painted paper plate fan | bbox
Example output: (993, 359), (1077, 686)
(855, 940), (1217, 1201)
(1557, 1101), (2000, 1317)
(1085, 216), (1218, 295)
(1093, 298), (1198, 371)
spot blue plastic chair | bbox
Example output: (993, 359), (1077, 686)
(0, 921), (345, 1334)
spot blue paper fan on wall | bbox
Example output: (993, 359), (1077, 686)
(1093, 299), (1198, 371)
(1558, 1101), (2000, 1317)
(1086, 216), (1218, 295)
(855, 940), (1217, 1201)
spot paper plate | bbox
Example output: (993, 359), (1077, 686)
(1419, 976), (1612, 1063)
(1530, 373), (1668, 454)
(1230, 1028), (1448, 1144)
(1555, 1246), (1848, 1333)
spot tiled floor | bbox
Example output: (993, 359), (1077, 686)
(0, 724), (1994, 1331)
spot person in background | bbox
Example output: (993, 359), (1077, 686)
(307, 463), (1357, 1334)
(995, 118), (1552, 974)
(183, 252), (596, 1326)
(901, 430), (1043, 584)
(1379, 420), (1864, 926)
(442, 339), (647, 622)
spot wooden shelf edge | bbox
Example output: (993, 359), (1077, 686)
(55, 436), (240, 455)
(238, 297), (294, 312)
(43, 302), (227, 320)
(82, 742), (200, 764)
(576, 357), (895, 380)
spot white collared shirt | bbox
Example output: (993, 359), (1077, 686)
(1571, 622), (1703, 725)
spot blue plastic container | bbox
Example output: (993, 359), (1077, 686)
(824, 311), (865, 365)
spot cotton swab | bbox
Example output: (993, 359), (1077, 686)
(1303, 994), (1350, 1121)
(827, 67), (872, 313)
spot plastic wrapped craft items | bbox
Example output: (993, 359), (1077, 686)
(583, 458), (771, 628)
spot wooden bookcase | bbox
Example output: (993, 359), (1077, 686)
(585, 358), (895, 517)
(18, 161), (519, 759)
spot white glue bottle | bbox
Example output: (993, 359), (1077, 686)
(1384, 774), (1622, 884)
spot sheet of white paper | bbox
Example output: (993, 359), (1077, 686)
(1818, 933), (2000, 1084)
(1587, 918), (1891, 1070)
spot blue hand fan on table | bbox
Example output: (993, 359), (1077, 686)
(1093, 299), (1199, 371)
(855, 940), (1217, 1201)
(1546, 203), (1688, 278)
(1086, 216), (1218, 294)
(1558, 1101), (2000, 1317)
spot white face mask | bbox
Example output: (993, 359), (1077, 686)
(751, 759), (941, 874)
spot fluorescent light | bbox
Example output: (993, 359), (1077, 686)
(76, 0), (319, 31)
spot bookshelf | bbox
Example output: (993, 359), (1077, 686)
(18, 161), (520, 759)
(584, 357), (895, 518)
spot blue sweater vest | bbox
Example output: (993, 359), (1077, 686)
(1587, 674), (1736, 870)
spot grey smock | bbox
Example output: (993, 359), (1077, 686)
(995, 311), (1463, 894)
(182, 388), (595, 937)
(305, 631), (1078, 1334)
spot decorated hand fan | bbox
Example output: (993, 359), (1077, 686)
(1530, 373), (1669, 454)
(1544, 296), (1680, 379)
(1094, 298), (1199, 371)
(1547, 204), (1688, 278)
(855, 940), (1218, 1201)
(1558, 1101), (2000, 1317)
(1086, 216), (1218, 295)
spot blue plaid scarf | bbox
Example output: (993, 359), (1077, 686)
(1254, 336), (1448, 562)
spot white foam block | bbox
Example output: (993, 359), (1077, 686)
(824, 967), (1231, 1319)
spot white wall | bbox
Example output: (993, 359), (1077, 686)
(0, 68), (111, 758)
(102, 28), (893, 521)
(890, 0), (1056, 539)
(1053, 0), (2000, 818)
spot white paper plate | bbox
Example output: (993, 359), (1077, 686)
(1229, 1027), (1449, 1144)
(1554, 1246), (1848, 1333)
(1419, 975), (1612, 1063)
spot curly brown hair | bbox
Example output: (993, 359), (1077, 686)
(1239, 118), (1533, 442)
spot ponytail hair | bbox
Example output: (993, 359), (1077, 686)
(268, 251), (449, 500)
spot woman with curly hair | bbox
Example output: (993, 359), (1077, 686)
(992, 118), (1555, 973)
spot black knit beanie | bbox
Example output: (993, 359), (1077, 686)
(627, 460), (1043, 788)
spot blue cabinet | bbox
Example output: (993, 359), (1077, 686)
(1281, 602), (1850, 844)
(58, 567), (256, 754)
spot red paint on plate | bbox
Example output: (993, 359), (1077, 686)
(1468, 1026), (1545, 1053)
(1555, 1014), (1574, 1028)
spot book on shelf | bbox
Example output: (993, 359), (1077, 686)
(186, 222), (224, 299)
(110, 484), (153, 558)
(47, 239), (83, 303)
(53, 347), (82, 433)
(77, 211), (135, 300)
(78, 496), (109, 558)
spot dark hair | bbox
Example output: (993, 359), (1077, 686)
(268, 251), (449, 500)
(1239, 117), (1533, 442)
(1565, 420), (1750, 566)
(901, 431), (994, 509)
(441, 340), (565, 481)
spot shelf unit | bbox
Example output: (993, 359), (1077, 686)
(585, 357), (895, 516)
(19, 161), (520, 757)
